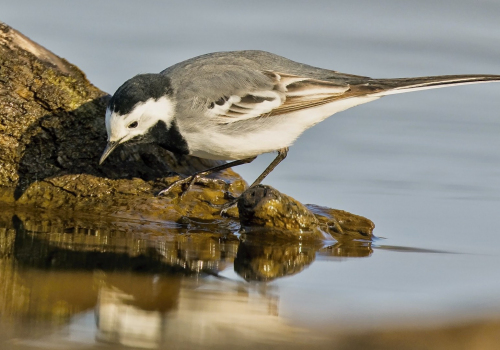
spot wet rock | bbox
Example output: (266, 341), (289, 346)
(238, 185), (322, 236)
(238, 185), (374, 240)
(307, 204), (375, 239)
(0, 21), (245, 222)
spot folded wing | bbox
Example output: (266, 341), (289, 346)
(206, 71), (350, 123)
(206, 71), (500, 123)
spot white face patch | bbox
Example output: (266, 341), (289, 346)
(105, 96), (176, 143)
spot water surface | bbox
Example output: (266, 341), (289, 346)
(1, 1), (500, 348)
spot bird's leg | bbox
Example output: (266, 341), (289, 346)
(220, 147), (288, 213)
(248, 147), (288, 188)
(157, 156), (257, 197)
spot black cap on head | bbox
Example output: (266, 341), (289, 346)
(109, 74), (173, 115)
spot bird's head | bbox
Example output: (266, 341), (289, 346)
(99, 74), (175, 164)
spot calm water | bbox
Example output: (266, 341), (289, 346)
(2, 0), (500, 348)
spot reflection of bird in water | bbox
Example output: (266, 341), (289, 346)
(95, 276), (320, 348)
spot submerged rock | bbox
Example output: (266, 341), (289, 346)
(238, 185), (322, 237)
(238, 185), (374, 240)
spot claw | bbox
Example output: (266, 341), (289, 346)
(219, 198), (238, 216)
(157, 175), (229, 198)
(157, 176), (194, 197)
(184, 174), (201, 194)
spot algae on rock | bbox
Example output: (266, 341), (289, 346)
(0, 21), (246, 222)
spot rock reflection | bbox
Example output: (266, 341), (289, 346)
(234, 236), (372, 281)
(234, 237), (320, 281)
(0, 210), (373, 348)
(318, 239), (373, 259)
(9, 211), (239, 274)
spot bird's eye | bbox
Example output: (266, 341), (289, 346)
(128, 121), (138, 129)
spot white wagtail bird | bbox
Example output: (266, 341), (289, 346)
(99, 50), (500, 210)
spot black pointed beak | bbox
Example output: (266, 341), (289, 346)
(99, 141), (120, 165)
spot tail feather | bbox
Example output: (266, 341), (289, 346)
(369, 75), (500, 97)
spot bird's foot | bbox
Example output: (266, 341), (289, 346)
(217, 198), (239, 216)
(157, 176), (194, 197)
(157, 174), (227, 198)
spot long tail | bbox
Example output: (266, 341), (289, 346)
(369, 74), (500, 97)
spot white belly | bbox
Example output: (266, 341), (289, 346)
(187, 96), (380, 160)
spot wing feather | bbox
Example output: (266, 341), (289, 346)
(207, 71), (352, 123)
(269, 84), (384, 116)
